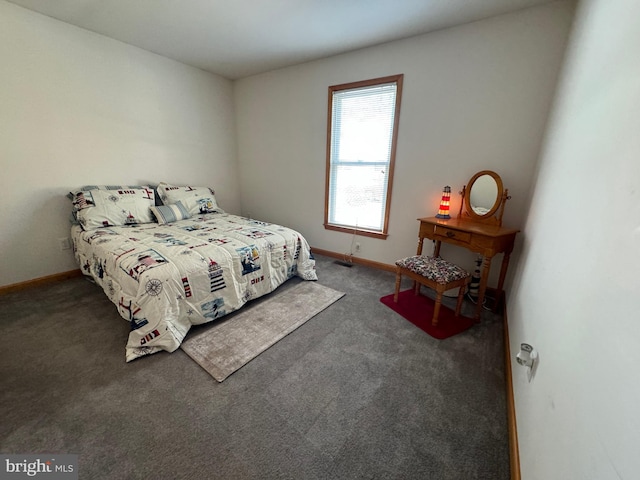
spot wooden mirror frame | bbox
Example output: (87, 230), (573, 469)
(458, 170), (509, 226)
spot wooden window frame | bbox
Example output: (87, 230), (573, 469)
(323, 74), (403, 240)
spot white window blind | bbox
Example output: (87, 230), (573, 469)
(326, 77), (401, 235)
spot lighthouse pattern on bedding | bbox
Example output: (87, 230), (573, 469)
(72, 212), (317, 362)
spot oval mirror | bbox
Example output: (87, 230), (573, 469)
(464, 170), (504, 220)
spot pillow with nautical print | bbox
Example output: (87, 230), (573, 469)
(68, 185), (152, 205)
(156, 183), (222, 216)
(74, 187), (155, 230)
(68, 185), (153, 224)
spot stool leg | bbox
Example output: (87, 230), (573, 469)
(432, 291), (443, 326)
(455, 285), (465, 317)
(394, 271), (402, 303)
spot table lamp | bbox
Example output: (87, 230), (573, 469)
(435, 186), (451, 219)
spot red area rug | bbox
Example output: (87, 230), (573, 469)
(380, 289), (475, 340)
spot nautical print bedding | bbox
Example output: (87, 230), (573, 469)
(71, 212), (317, 361)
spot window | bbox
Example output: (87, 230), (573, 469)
(324, 74), (403, 239)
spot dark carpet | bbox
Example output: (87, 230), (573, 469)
(0, 254), (509, 479)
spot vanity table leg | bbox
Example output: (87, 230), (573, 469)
(475, 255), (493, 320)
(417, 237), (424, 255)
(433, 240), (442, 258)
(493, 252), (512, 312)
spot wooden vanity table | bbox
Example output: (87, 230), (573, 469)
(418, 171), (520, 320)
(416, 216), (519, 320)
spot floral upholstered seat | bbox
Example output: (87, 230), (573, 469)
(393, 255), (470, 326)
(395, 255), (469, 284)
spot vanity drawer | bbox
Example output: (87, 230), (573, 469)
(433, 225), (471, 244)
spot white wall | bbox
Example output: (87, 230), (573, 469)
(509, 0), (640, 477)
(0, 1), (239, 287)
(234, 1), (575, 278)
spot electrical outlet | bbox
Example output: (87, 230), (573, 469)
(355, 242), (361, 252)
(58, 237), (71, 250)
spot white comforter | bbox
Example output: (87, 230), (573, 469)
(72, 213), (317, 361)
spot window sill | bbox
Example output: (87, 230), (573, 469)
(323, 223), (389, 240)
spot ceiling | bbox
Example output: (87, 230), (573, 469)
(7, 0), (555, 79)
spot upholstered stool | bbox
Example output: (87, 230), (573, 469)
(394, 255), (471, 326)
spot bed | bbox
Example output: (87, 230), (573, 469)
(70, 183), (317, 361)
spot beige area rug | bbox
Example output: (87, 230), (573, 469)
(181, 281), (345, 382)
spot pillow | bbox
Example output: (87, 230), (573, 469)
(67, 185), (151, 201)
(156, 183), (222, 216)
(71, 187), (155, 230)
(67, 185), (153, 224)
(150, 201), (191, 225)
